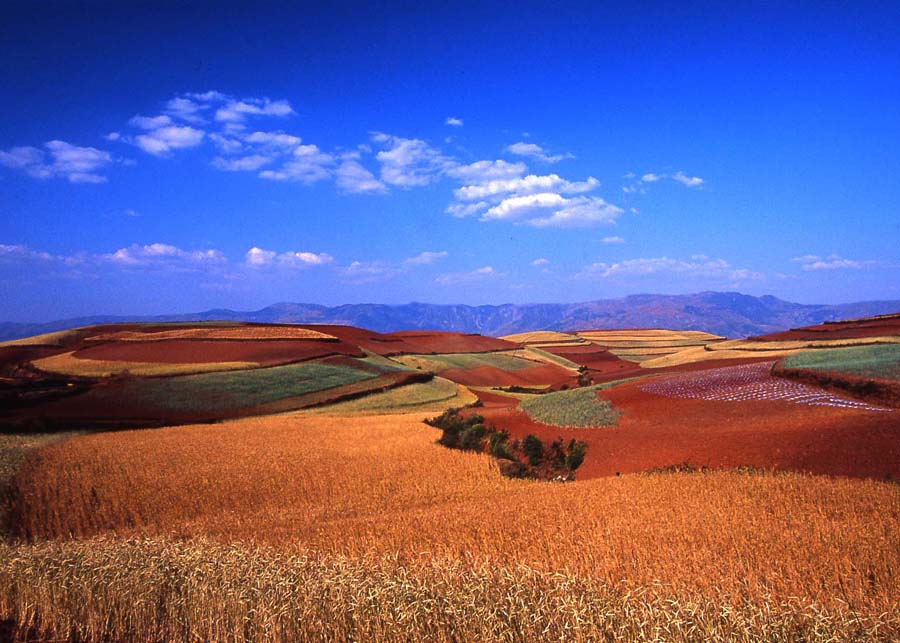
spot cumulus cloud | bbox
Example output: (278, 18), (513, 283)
(245, 246), (333, 267)
(530, 257), (550, 266)
(479, 193), (623, 228)
(446, 159), (526, 183)
(445, 116), (464, 127)
(454, 173), (599, 202)
(335, 160), (387, 194)
(214, 98), (294, 123)
(342, 260), (403, 284)
(792, 254), (877, 271)
(435, 265), (499, 286)
(672, 171), (704, 187)
(505, 141), (573, 163)
(164, 97), (207, 123)
(640, 173), (661, 183)
(104, 243), (226, 268)
(577, 256), (762, 282)
(258, 145), (333, 183)
(404, 251), (448, 266)
(134, 125), (205, 156)
(371, 132), (456, 188)
(0, 140), (113, 183)
(243, 131), (302, 147)
(129, 114), (173, 130)
(602, 236), (625, 244)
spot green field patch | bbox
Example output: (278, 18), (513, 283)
(83, 361), (379, 414)
(310, 377), (474, 414)
(782, 344), (900, 381)
(519, 379), (638, 427)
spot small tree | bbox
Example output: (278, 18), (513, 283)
(522, 434), (544, 467)
(565, 439), (587, 471)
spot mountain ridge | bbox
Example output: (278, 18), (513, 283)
(3, 292), (900, 341)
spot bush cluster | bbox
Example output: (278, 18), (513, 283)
(425, 409), (587, 480)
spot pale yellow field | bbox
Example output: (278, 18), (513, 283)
(4, 412), (899, 641)
(501, 330), (587, 345)
(86, 326), (335, 342)
(306, 377), (477, 414)
(32, 351), (258, 377)
(510, 347), (581, 370)
(0, 328), (85, 348)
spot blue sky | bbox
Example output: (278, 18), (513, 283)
(1, 1), (898, 322)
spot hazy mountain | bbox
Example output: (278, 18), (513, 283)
(2, 292), (899, 341)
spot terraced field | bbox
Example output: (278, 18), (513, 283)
(781, 343), (900, 380)
(641, 362), (892, 411)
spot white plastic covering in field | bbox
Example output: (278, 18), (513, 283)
(640, 362), (891, 412)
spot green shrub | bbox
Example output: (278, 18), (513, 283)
(565, 440), (587, 471)
(522, 435), (543, 466)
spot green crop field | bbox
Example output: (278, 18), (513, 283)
(783, 344), (900, 380)
(519, 379), (636, 427)
(82, 360), (381, 414)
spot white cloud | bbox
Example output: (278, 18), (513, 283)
(640, 173), (661, 183)
(342, 260), (403, 284)
(245, 247), (277, 266)
(215, 98), (294, 123)
(208, 133), (243, 153)
(124, 208), (141, 218)
(446, 159), (526, 183)
(481, 193), (623, 228)
(211, 154), (273, 172)
(445, 116), (464, 127)
(672, 171), (704, 187)
(258, 144), (333, 183)
(602, 236), (625, 244)
(404, 251), (448, 266)
(435, 265), (499, 286)
(335, 160), (387, 194)
(454, 173), (598, 202)
(164, 97), (207, 123)
(505, 141), (573, 163)
(105, 243), (226, 268)
(243, 131), (302, 147)
(133, 125), (205, 156)
(792, 254), (877, 271)
(128, 114), (173, 130)
(530, 257), (550, 266)
(105, 132), (121, 141)
(0, 140), (113, 183)
(578, 256), (762, 281)
(371, 132), (456, 188)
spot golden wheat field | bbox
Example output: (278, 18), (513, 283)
(85, 326), (335, 342)
(31, 350), (259, 377)
(3, 411), (899, 642)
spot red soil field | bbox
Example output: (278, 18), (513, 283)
(70, 338), (364, 366)
(749, 313), (900, 341)
(299, 325), (518, 356)
(470, 364), (900, 481)
(440, 364), (578, 388)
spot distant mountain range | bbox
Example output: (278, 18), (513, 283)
(3, 292), (900, 341)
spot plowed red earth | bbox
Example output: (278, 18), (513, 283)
(441, 364), (578, 388)
(70, 339), (364, 366)
(542, 345), (642, 376)
(299, 325), (518, 356)
(749, 314), (900, 341)
(471, 365), (900, 481)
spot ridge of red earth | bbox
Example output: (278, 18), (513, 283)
(297, 325), (519, 356)
(748, 312), (900, 341)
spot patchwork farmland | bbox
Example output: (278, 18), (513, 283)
(1, 314), (898, 642)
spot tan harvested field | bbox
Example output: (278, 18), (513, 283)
(0, 328), (85, 348)
(32, 350), (258, 377)
(86, 326), (335, 342)
(501, 330), (588, 345)
(4, 412), (899, 641)
(304, 377), (477, 414)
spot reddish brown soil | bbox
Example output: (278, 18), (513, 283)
(440, 364), (578, 388)
(70, 338), (364, 366)
(542, 345), (623, 370)
(471, 369), (900, 481)
(298, 325), (519, 356)
(773, 365), (900, 409)
(749, 313), (900, 341)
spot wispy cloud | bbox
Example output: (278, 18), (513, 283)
(258, 145), (334, 183)
(792, 254), (880, 271)
(578, 255), (762, 282)
(530, 257), (550, 266)
(211, 154), (273, 172)
(445, 116), (464, 127)
(245, 246), (333, 267)
(404, 251), (448, 266)
(602, 236), (625, 244)
(435, 265), (500, 286)
(104, 243), (226, 268)
(335, 160), (387, 194)
(671, 171), (704, 187)
(133, 125), (205, 156)
(505, 141), (573, 163)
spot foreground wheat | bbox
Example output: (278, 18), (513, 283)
(4, 412), (900, 641)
